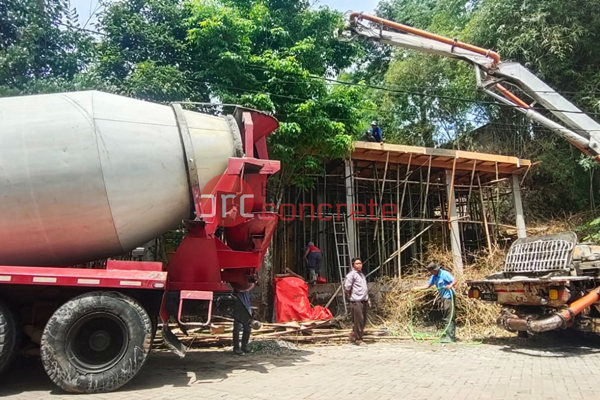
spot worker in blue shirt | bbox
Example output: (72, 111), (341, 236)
(369, 121), (383, 143)
(413, 262), (458, 342)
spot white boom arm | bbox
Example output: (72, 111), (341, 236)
(348, 13), (600, 159)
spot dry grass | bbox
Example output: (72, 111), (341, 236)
(376, 245), (511, 340)
(508, 211), (597, 238)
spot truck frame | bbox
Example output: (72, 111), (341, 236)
(346, 13), (600, 336)
(0, 103), (280, 393)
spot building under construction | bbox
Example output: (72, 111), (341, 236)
(271, 141), (532, 283)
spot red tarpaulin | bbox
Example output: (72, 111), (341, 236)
(274, 277), (333, 322)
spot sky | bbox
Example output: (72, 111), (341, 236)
(70, 0), (379, 28)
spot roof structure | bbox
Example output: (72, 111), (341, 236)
(351, 142), (534, 183)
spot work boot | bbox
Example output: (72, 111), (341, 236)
(241, 328), (251, 353)
(446, 322), (456, 342)
(439, 328), (456, 343)
(233, 347), (244, 355)
(439, 335), (455, 343)
(233, 322), (244, 355)
(349, 332), (355, 343)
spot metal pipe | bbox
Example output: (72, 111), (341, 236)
(500, 287), (600, 333)
(349, 13), (579, 144)
(483, 89), (592, 152)
(349, 12), (501, 64)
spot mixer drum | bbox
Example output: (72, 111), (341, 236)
(0, 91), (241, 266)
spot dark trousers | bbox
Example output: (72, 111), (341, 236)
(233, 321), (251, 351)
(233, 291), (252, 351)
(307, 252), (323, 271)
(442, 298), (456, 341)
(350, 301), (368, 341)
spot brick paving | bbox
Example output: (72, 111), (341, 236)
(2, 335), (600, 400)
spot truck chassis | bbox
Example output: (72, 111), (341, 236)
(468, 232), (600, 335)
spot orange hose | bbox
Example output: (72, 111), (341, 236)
(496, 84), (530, 108)
(349, 12), (501, 64)
(559, 287), (600, 320)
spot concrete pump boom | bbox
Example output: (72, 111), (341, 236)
(347, 12), (600, 161)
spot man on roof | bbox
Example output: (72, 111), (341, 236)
(369, 121), (383, 143)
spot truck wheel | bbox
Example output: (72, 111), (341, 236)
(0, 300), (20, 375)
(41, 291), (153, 394)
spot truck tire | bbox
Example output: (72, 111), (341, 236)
(0, 300), (20, 375)
(41, 291), (153, 394)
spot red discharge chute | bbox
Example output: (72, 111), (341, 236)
(274, 277), (333, 322)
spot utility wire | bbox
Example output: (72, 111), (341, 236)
(57, 22), (600, 116)
(51, 22), (600, 135)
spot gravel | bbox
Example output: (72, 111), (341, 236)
(248, 340), (300, 355)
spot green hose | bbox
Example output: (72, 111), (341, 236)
(408, 288), (481, 345)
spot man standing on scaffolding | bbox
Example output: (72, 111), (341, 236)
(414, 262), (458, 342)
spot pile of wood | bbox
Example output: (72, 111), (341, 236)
(158, 318), (411, 348)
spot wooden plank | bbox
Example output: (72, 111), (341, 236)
(352, 152), (527, 176)
(353, 141), (531, 167)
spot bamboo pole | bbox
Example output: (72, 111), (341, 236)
(396, 165), (401, 278)
(370, 223), (435, 276)
(370, 163), (381, 276)
(381, 153), (390, 275)
(494, 162), (500, 234)
(421, 156), (432, 219)
(398, 155), (412, 278)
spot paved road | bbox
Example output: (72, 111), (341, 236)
(2, 334), (600, 400)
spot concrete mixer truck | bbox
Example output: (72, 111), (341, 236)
(0, 91), (280, 393)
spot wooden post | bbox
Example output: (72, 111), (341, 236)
(512, 174), (527, 238)
(477, 174), (493, 255)
(445, 163), (464, 275)
(467, 160), (477, 207)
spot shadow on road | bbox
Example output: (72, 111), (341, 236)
(0, 346), (313, 396)
(478, 330), (600, 358)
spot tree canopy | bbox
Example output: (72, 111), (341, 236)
(92, 0), (375, 188)
(359, 0), (600, 215)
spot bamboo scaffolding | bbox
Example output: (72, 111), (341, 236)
(272, 143), (528, 281)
